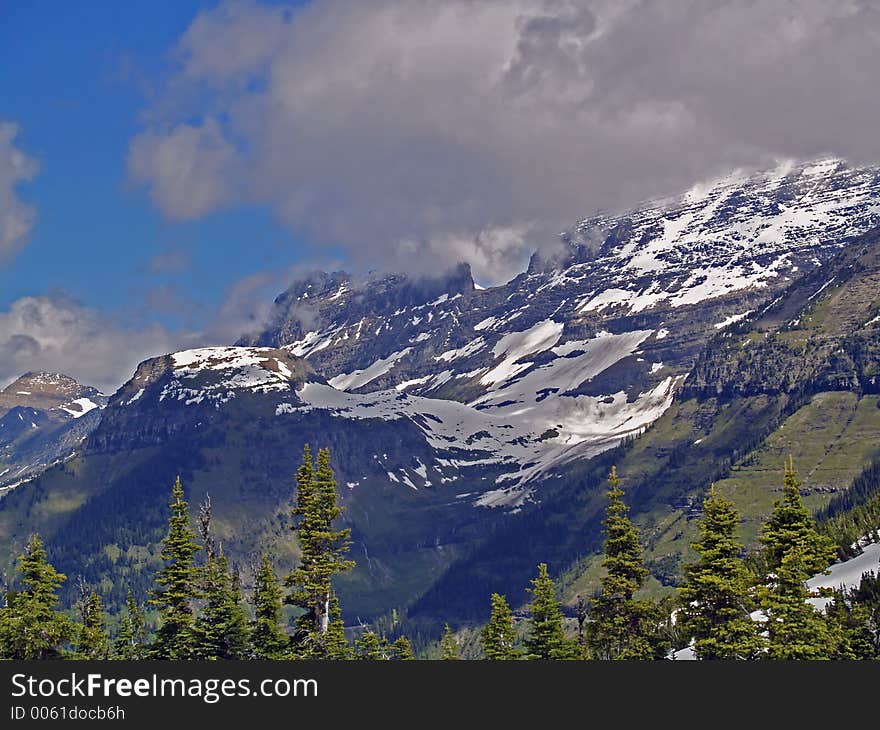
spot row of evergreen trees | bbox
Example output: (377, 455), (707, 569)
(478, 459), (880, 660)
(1, 446), (878, 660)
(0, 445), (368, 660)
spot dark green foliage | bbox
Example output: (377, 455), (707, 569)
(390, 635), (415, 660)
(148, 477), (202, 659)
(285, 445), (355, 653)
(588, 468), (655, 660)
(677, 486), (761, 659)
(818, 459), (880, 559)
(195, 556), (250, 660)
(249, 554), (289, 659)
(524, 564), (579, 660)
(759, 545), (835, 660)
(440, 623), (461, 660)
(74, 589), (110, 659)
(481, 593), (518, 660)
(760, 458), (836, 577)
(758, 461), (838, 660)
(355, 630), (388, 660)
(823, 586), (879, 659)
(114, 592), (147, 660)
(0, 534), (73, 659)
(321, 593), (351, 660)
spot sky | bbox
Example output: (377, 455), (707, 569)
(2, 0), (880, 392)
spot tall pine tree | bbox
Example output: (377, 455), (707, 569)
(758, 460), (837, 660)
(149, 477), (201, 659)
(114, 593), (147, 660)
(195, 555), (250, 660)
(759, 545), (835, 659)
(249, 554), (289, 659)
(390, 635), (415, 660)
(440, 624), (461, 660)
(524, 564), (579, 660)
(761, 457), (836, 576)
(285, 445), (355, 657)
(588, 467), (654, 660)
(322, 593), (351, 660)
(677, 486), (761, 659)
(74, 587), (110, 659)
(355, 630), (388, 660)
(0, 534), (73, 659)
(481, 593), (519, 660)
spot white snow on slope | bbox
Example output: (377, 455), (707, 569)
(328, 348), (412, 391)
(480, 319), (564, 387)
(61, 397), (100, 418)
(807, 540), (880, 610)
(714, 311), (753, 329)
(475, 330), (653, 409)
(160, 347), (299, 407)
(295, 329), (682, 504)
(435, 338), (486, 363)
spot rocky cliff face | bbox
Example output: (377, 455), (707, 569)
(237, 157), (880, 506)
(0, 372), (107, 491)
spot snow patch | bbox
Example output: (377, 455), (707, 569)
(328, 348), (412, 391)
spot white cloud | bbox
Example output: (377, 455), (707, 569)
(127, 118), (239, 220)
(0, 262), (333, 393)
(128, 0), (880, 284)
(0, 122), (39, 265)
(0, 295), (200, 393)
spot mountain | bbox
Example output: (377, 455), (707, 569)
(2, 157), (880, 623)
(0, 372), (107, 493)
(242, 157), (880, 506)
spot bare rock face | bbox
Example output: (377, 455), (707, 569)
(0, 372), (107, 490)
(0, 372), (105, 420)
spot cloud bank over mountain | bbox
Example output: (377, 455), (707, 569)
(128, 0), (880, 285)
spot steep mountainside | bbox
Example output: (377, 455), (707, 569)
(243, 158), (880, 506)
(0, 372), (107, 493)
(3, 158), (880, 624)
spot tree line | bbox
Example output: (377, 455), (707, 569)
(1, 447), (878, 660)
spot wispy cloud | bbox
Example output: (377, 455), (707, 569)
(0, 122), (39, 266)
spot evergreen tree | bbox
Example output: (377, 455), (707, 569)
(677, 486), (761, 659)
(524, 564), (579, 660)
(285, 446), (355, 655)
(322, 593), (351, 660)
(249, 554), (289, 659)
(588, 467), (654, 660)
(758, 460), (838, 660)
(195, 556), (250, 660)
(759, 545), (835, 660)
(390, 635), (415, 660)
(0, 534), (73, 659)
(761, 457), (836, 576)
(355, 630), (388, 660)
(114, 593), (147, 660)
(74, 588), (110, 659)
(440, 624), (461, 660)
(149, 477), (202, 659)
(481, 593), (518, 660)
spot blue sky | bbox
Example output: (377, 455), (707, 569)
(0, 1), (310, 330)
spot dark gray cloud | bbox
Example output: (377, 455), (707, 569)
(127, 0), (880, 285)
(0, 122), (38, 266)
